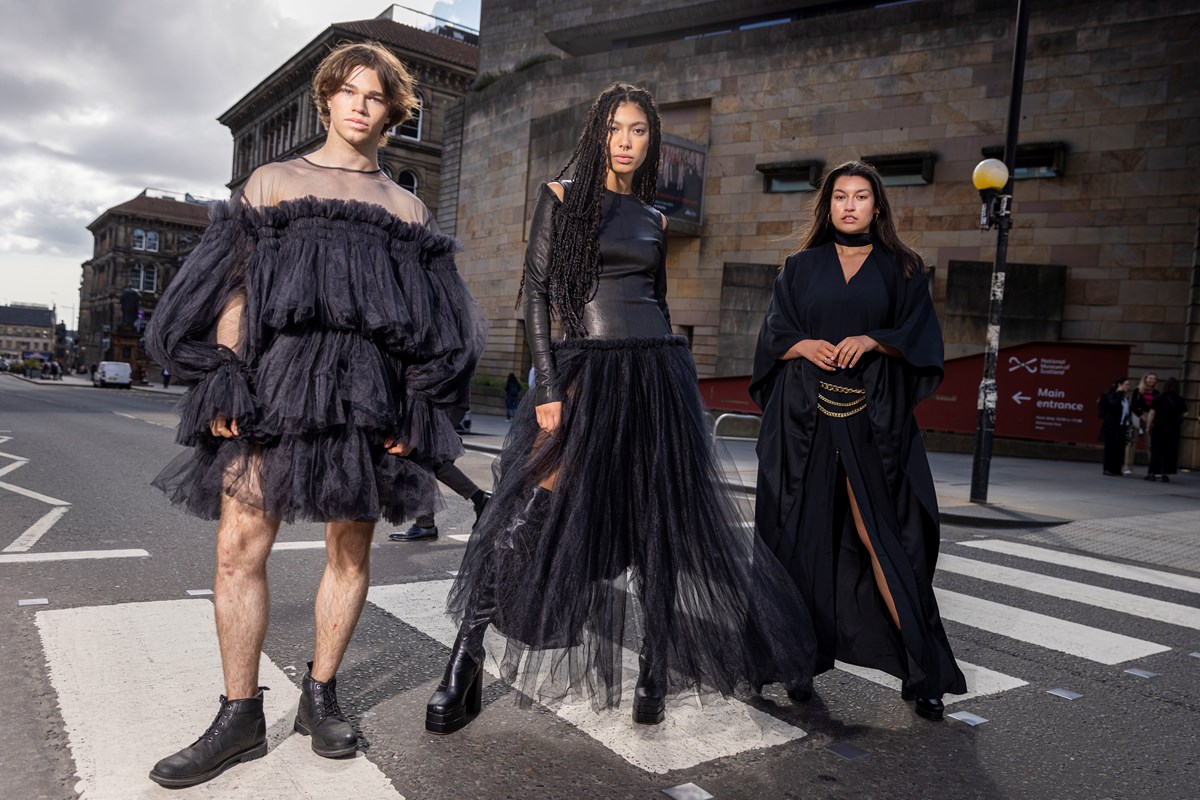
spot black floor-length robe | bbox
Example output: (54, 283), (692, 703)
(750, 242), (966, 699)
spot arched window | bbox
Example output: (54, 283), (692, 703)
(145, 231), (159, 252)
(131, 228), (145, 250)
(397, 170), (419, 196)
(393, 92), (423, 141)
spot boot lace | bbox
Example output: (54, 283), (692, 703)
(313, 682), (346, 722)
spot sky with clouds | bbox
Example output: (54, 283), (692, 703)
(0, 0), (480, 327)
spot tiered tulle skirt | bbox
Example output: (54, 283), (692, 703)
(448, 336), (815, 709)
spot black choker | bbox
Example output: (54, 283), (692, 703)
(834, 230), (872, 247)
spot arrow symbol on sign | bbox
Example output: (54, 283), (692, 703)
(1012, 392), (1031, 405)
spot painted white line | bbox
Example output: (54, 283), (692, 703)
(936, 588), (1170, 665)
(368, 580), (806, 774)
(0, 459), (27, 478)
(271, 541), (325, 551)
(0, 549), (149, 564)
(0, 480), (70, 506)
(447, 533), (472, 543)
(35, 600), (405, 799)
(112, 411), (138, 419)
(940, 554), (1200, 631)
(19, 598), (49, 606)
(834, 658), (1026, 705)
(958, 540), (1200, 596)
(186, 589), (213, 597)
(4, 506), (70, 552)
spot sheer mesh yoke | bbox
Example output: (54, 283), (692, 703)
(241, 157), (433, 229)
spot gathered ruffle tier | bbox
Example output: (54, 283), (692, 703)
(144, 197), (485, 524)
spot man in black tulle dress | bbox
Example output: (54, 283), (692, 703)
(144, 44), (483, 788)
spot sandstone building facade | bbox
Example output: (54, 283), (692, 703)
(441, 0), (1200, 464)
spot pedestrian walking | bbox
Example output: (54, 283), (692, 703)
(1100, 377), (1132, 476)
(161, 366), (170, 389)
(503, 372), (521, 420)
(142, 43), (484, 788)
(750, 160), (966, 721)
(1146, 377), (1186, 482)
(429, 82), (814, 735)
(1123, 372), (1157, 474)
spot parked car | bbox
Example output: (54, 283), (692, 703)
(93, 361), (132, 388)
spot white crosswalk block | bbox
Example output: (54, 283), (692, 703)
(958, 540), (1200, 596)
(36, 600), (404, 800)
(939, 554), (1200, 630)
(834, 659), (1027, 704)
(936, 589), (1170, 664)
(368, 580), (807, 774)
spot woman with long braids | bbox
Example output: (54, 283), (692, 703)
(427, 82), (815, 733)
(751, 161), (966, 721)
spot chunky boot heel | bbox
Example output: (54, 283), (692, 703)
(426, 647), (484, 734)
(632, 648), (667, 726)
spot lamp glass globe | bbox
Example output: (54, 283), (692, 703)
(973, 158), (1009, 191)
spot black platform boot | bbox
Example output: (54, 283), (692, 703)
(148, 689), (268, 788)
(901, 687), (945, 721)
(471, 489), (491, 525)
(294, 663), (358, 757)
(632, 644), (667, 725)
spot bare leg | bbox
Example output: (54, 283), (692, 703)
(311, 520), (375, 681)
(845, 478), (901, 630)
(214, 494), (281, 699)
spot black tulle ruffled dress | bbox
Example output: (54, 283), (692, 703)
(446, 183), (816, 710)
(143, 161), (485, 524)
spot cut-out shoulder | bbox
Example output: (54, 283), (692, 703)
(546, 181), (565, 202)
(240, 157), (433, 227)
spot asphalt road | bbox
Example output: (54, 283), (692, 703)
(2, 374), (1197, 800)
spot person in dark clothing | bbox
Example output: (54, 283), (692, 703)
(1100, 377), (1133, 476)
(504, 372), (521, 419)
(429, 82), (815, 735)
(751, 160), (966, 721)
(161, 366), (171, 389)
(1146, 377), (1187, 481)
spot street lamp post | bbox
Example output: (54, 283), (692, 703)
(969, 0), (1030, 505)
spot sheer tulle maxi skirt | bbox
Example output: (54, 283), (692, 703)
(448, 335), (815, 710)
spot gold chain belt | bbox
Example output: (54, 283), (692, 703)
(818, 381), (866, 395)
(817, 381), (867, 418)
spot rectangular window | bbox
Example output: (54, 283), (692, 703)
(143, 265), (158, 293)
(861, 152), (936, 186)
(146, 231), (160, 252)
(980, 142), (1067, 180)
(757, 160), (822, 193)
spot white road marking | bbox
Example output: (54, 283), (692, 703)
(0, 548), (148, 564)
(940, 553), (1200, 631)
(446, 533), (471, 543)
(834, 659), (1026, 705)
(368, 580), (807, 775)
(958, 540), (1200, 595)
(271, 541), (326, 551)
(0, 459), (27, 478)
(36, 600), (405, 800)
(936, 588), (1170, 664)
(0, 480), (70, 506)
(4, 506), (70, 552)
(19, 598), (49, 606)
(112, 411), (138, 420)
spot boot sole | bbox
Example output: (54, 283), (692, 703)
(632, 702), (666, 725)
(148, 741), (267, 788)
(425, 707), (475, 734)
(914, 704), (944, 721)
(293, 718), (359, 758)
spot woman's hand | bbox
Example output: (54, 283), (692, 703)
(782, 339), (838, 371)
(832, 335), (878, 369)
(383, 438), (411, 456)
(210, 416), (239, 438)
(536, 401), (563, 433)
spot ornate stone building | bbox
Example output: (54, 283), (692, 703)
(218, 7), (478, 220)
(441, 0), (1200, 464)
(77, 191), (211, 372)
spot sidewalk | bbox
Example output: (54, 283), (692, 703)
(459, 411), (1200, 529)
(3, 372), (189, 396)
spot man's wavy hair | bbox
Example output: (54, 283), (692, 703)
(312, 42), (419, 146)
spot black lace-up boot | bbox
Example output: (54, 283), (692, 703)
(148, 689), (268, 788)
(294, 663), (358, 757)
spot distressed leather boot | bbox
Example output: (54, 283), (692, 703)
(148, 689), (268, 788)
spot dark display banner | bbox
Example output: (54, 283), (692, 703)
(654, 133), (707, 225)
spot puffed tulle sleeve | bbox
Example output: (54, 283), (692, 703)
(143, 201), (258, 446)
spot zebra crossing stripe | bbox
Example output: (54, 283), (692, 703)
(367, 580), (808, 775)
(939, 553), (1200, 631)
(936, 589), (1170, 664)
(957, 540), (1200, 596)
(834, 659), (1027, 704)
(35, 600), (405, 800)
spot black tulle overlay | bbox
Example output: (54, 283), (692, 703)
(447, 336), (816, 710)
(143, 197), (486, 523)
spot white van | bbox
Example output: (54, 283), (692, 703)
(94, 361), (132, 388)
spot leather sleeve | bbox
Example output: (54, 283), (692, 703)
(655, 216), (672, 328)
(524, 183), (563, 405)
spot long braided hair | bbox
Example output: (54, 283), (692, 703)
(800, 160), (926, 278)
(519, 82), (663, 338)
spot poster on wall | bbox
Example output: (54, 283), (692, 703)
(654, 133), (707, 225)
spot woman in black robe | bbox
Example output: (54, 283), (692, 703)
(751, 161), (966, 721)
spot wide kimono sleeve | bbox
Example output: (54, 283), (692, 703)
(143, 201), (258, 446)
(749, 253), (811, 410)
(390, 224), (487, 465)
(864, 259), (944, 408)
